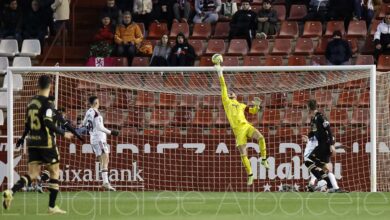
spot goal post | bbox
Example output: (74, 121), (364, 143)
(4, 65), (383, 192)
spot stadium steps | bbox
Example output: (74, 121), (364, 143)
(40, 46), (89, 66)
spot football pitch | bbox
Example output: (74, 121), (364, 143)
(1, 192), (389, 220)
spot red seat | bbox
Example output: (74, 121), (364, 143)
(261, 109), (281, 125)
(131, 57), (150, 66)
(215, 110), (229, 127)
(223, 56), (240, 66)
(179, 94), (199, 108)
(325, 21), (345, 37)
(188, 74), (209, 89)
(213, 22), (230, 38)
(171, 109), (192, 126)
(347, 21), (367, 38)
(210, 128), (228, 135)
(144, 74), (164, 88)
(148, 22), (169, 39)
(199, 56), (213, 66)
(330, 108), (349, 126)
(233, 73), (255, 89)
(249, 39), (269, 55)
(377, 55), (390, 71)
(121, 127), (138, 136)
(158, 93), (178, 108)
(314, 90), (332, 108)
(170, 22), (190, 38)
(302, 21), (323, 38)
(192, 109), (213, 126)
(276, 127), (294, 138)
(278, 74), (299, 88)
(113, 91), (134, 108)
(149, 109), (170, 126)
(205, 39), (226, 54)
(188, 39), (204, 56)
(243, 55), (262, 66)
(358, 90), (370, 107)
(251, 5), (260, 13)
(121, 74), (143, 87)
(355, 55), (374, 65)
(135, 91), (155, 107)
(227, 39), (248, 55)
(282, 109), (303, 125)
(104, 110), (125, 127)
(136, 22), (146, 37)
(336, 90), (358, 107)
(311, 55), (326, 65)
(361, 36), (375, 55)
(288, 4), (307, 20)
(273, 5), (286, 21)
(370, 20), (381, 36)
(294, 38), (314, 55)
(144, 129), (161, 135)
(192, 23), (212, 39)
(267, 93), (288, 108)
(125, 108), (145, 126)
(314, 38), (330, 55)
(202, 95), (221, 108)
(278, 21), (299, 38)
(163, 127), (181, 136)
(346, 37), (358, 54)
(378, 4), (390, 19)
(287, 55), (307, 65)
(351, 108), (369, 126)
(291, 90), (311, 107)
(271, 39), (292, 55)
(265, 56), (283, 66)
(165, 74), (185, 88)
(76, 80), (97, 90)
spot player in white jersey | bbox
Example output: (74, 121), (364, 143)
(83, 96), (119, 191)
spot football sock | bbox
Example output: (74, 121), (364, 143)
(328, 172), (339, 189)
(102, 169), (109, 184)
(48, 179), (59, 208)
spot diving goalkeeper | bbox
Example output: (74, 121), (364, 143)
(215, 64), (269, 186)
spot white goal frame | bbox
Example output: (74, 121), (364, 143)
(5, 65), (377, 192)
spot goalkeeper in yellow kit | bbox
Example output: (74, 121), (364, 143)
(215, 64), (269, 186)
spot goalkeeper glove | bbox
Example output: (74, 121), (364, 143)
(214, 65), (223, 77)
(16, 138), (24, 148)
(251, 97), (262, 107)
(261, 158), (269, 169)
(111, 130), (120, 136)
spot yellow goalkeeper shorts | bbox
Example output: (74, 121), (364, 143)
(234, 123), (256, 147)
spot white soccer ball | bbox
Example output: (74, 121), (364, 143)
(212, 54), (223, 65)
(315, 180), (328, 192)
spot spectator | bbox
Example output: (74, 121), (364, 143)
(172, 0), (191, 23)
(304, 0), (329, 24)
(169, 32), (195, 66)
(353, 0), (374, 27)
(219, 0), (237, 21)
(328, 0), (354, 30)
(51, 0), (70, 33)
(22, 0), (47, 47)
(39, 0), (55, 36)
(150, 34), (171, 66)
(115, 11), (144, 65)
(102, 0), (121, 26)
(117, 0), (134, 12)
(133, 0), (153, 29)
(228, 0), (257, 47)
(193, 0), (221, 24)
(374, 13), (390, 63)
(325, 31), (352, 65)
(0, 0), (22, 43)
(256, 0), (278, 39)
(89, 15), (115, 57)
(151, 0), (173, 27)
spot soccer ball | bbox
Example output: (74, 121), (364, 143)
(212, 54), (223, 65)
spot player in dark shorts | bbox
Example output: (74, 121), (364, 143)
(3, 75), (74, 214)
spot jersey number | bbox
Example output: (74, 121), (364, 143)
(28, 109), (41, 130)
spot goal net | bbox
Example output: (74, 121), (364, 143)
(2, 66), (389, 192)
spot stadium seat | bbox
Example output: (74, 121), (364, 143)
(243, 55), (262, 66)
(361, 36), (375, 55)
(76, 80), (97, 90)
(213, 22), (230, 38)
(346, 37), (358, 55)
(223, 56), (240, 66)
(325, 21), (345, 37)
(205, 39), (226, 55)
(19, 39), (41, 57)
(96, 92), (112, 108)
(314, 38), (330, 55)
(251, 5), (260, 13)
(165, 74), (185, 88)
(143, 129), (161, 135)
(121, 127), (138, 136)
(171, 109), (192, 126)
(0, 57), (9, 74)
(163, 127), (181, 136)
(377, 55), (390, 71)
(131, 57), (150, 66)
(113, 91), (134, 108)
(12, 57), (31, 67)
(199, 56), (213, 66)
(299, 127), (310, 136)
(336, 90), (358, 107)
(188, 39), (204, 56)
(294, 38), (314, 55)
(264, 56), (283, 66)
(302, 21), (323, 38)
(267, 93), (288, 108)
(104, 110), (124, 127)
(158, 93), (178, 108)
(275, 127), (295, 138)
(261, 109), (281, 125)
(135, 91), (155, 107)
(136, 22), (146, 37)
(201, 95), (221, 108)
(0, 109), (4, 126)
(215, 110), (229, 127)
(329, 108), (349, 126)
(314, 90), (332, 108)
(192, 109), (213, 126)
(355, 55), (374, 65)
(170, 22), (190, 38)
(0, 39), (19, 56)
(112, 57), (129, 66)
(278, 21), (299, 38)
(287, 4), (307, 20)
(291, 90), (311, 107)
(287, 55), (307, 66)
(378, 3), (390, 18)
(370, 20), (381, 36)
(148, 22), (169, 39)
(347, 21), (367, 38)
(282, 109), (303, 125)
(233, 73), (255, 89)
(149, 109), (170, 126)
(0, 92), (6, 108)
(227, 39), (248, 55)
(144, 74), (164, 88)
(179, 94), (199, 108)
(311, 55), (326, 65)
(188, 74), (209, 89)
(2, 73), (23, 91)
(121, 74), (143, 87)
(358, 89), (370, 108)
(210, 128), (228, 135)
(249, 39), (269, 55)
(125, 108), (145, 126)
(344, 79), (368, 90)
(271, 39), (292, 55)
(273, 5), (286, 21)
(351, 108), (369, 125)
(192, 23), (212, 39)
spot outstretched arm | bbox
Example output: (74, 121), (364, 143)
(216, 65), (229, 105)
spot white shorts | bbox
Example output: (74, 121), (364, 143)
(91, 141), (110, 156)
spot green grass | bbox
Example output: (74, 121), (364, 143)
(1, 192), (390, 220)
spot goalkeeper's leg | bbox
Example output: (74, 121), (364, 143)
(251, 130), (269, 169)
(238, 145), (254, 186)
